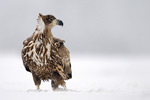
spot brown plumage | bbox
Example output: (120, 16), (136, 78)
(21, 13), (72, 90)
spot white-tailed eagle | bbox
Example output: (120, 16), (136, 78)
(21, 13), (72, 90)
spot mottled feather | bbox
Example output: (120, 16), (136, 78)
(21, 14), (72, 90)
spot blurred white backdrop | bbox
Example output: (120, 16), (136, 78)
(0, 0), (150, 100)
(0, 0), (150, 54)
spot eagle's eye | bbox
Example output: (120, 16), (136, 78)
(47, 18), (52, 22)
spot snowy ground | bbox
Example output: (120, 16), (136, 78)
(0, 53), (150, 100)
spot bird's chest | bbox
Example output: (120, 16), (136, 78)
(26, 38), (53, 66)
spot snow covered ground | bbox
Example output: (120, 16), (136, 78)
(0, 53), (150, 100)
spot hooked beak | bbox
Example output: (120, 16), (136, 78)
(57, 19), (63, 26)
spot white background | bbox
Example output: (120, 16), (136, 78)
(0, 0), (150, 100)
(0, 0), (150, 54)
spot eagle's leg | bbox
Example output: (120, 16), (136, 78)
(51, 80), (59, 91)
(60, 80), (66, 88)
(32, 72), (41, 90)
(51, 79), (66, 91)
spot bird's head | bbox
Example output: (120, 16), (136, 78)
(37, 13), (63, 31)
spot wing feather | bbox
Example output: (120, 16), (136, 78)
(53, 37), (71, 79)
(21, 35), (33, 72)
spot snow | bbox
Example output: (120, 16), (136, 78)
(0, 53), (150, 100)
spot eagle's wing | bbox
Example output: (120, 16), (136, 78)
(21, 35), (34, 72)
(53, 37), (71, 79)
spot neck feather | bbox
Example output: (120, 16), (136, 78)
(43, 26), (53, 40)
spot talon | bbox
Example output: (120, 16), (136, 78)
(52, 88), (56, 91)
(36, 85), (40, 90)
(64, 86), (67, 90)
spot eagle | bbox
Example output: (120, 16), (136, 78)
(21, 13), (72, 90)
